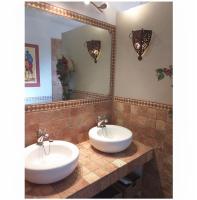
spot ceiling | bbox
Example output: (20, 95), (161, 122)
(25, 7), (84, 30)
(49, 1), (147, 25)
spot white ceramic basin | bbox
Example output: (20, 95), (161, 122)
(89, 125), (133, 153)
(25, 140), (79, 184)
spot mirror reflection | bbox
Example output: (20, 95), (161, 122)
(25, 7), (111, 104)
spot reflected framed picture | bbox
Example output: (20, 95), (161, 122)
(25, 43), (40, 87)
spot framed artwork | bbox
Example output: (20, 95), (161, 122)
(25, 43), (40, 87)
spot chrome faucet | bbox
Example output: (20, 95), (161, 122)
(97, 115), (108, 128)
(37, 128), (49, 145)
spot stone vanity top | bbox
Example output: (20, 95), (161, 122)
(25, 140), (153, 198)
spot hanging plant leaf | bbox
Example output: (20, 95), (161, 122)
(157, 72), (164, 80)
(156, 68), (164, 73)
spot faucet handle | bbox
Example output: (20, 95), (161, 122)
(43, 128), (47, 135)
(97, 115), (102, 121)
(104, 119), (108, 123)
(37, 128), (43, 137)
(44, 133), (49, 139)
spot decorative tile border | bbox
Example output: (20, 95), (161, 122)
(72, 90), (109, 99)
(114, 96), (172, 111)
(25, 96), (52, 104)
(25, 97), (112, 112)
(25, 2), (116, 113)
(25, 2), (115, 31)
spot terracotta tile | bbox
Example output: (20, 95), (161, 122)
(86, 162), (100, 171)
(25, 140), (154, 198)
(83, 172), (100, 184)
(167, 111), (173, 123)
(79, 157), (90, 165)
(88, 153), (103, 160)
(156, 120), (166, 131)
(146, 118), (156, 128)
(103, 162), (118, 172)
(94, 168), (109, 178)
(156, 110), (167, 121)
(112, 159), (127, 168)
(25, 182), (59, 198)
(115, 101), (124, 112)
(95, 157), (110, 167)
(136, 116), (147, 127)
(80, 141), (91, 149)
(99, 175), (112, 191)
(147, 108), (157, 119)
(25, 124), (39, 146)
(116, 117), (124, 126)
(81, 166), (91, 176)
(130, 104), (138, 115)
(72, 179), (90, 195)
(138, 106), (148, 116)
(95, 101), (112, 112)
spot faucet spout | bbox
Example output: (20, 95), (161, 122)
(36, 129), (49, 145)
(97, 115), (108, 128)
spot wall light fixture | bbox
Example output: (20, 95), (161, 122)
(129, 28), (152, 61)
(86, 40), (101, 63)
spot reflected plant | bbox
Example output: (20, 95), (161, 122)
(56, 56), (75, 100)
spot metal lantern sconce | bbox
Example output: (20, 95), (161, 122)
(86, 40), (101, 63)
(129, 29), (152, 61)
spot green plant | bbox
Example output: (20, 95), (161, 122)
(156, 65), (173, 80)
(56, 56), (74, 100)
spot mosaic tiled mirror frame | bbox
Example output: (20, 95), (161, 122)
(25, 2), (116, 112)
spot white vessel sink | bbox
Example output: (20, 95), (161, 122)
(89, 125), (133, 153)
(25, 140), (79, 184)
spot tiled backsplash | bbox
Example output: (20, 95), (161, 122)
(112, 98), (172, 198)
(25, 97), (172, 198)
(25, 100), (112, 146)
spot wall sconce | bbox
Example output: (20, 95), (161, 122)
(86, 40), (101, 63)
(129, 28), (152, 61)
(84, 1), (107, 13)
(90, 2), (107, 13)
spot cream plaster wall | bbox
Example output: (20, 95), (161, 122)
(115, 2), (172, 104)
(62, 25), (111, 95)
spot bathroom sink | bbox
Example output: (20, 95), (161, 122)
(89, 125), (133, 153)
(25, 140), (79, 184)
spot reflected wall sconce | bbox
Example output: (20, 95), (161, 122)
(129, 28), (152, 61)
(86, 40), (101, 63)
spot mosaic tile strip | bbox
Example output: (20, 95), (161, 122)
(72, 90), (109, 99)
(25, 96), (52, 104)
(114, 96), (172, 111)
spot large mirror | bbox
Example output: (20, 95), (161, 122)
(25, 4), (113, 105)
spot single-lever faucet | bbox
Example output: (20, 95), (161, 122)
(97, 115), (108, 128)
(37, 128), (49, 145)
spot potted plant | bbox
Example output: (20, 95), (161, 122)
(56, 55), (74, 100)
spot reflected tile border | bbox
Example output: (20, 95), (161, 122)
(25, 97), (112, 112)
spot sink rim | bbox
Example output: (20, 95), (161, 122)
(89, 125), (132, 143)
(25, 140), (79, 171)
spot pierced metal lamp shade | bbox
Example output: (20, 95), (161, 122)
(129, 29), (152, 60)
(86, 40), (101, 63)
